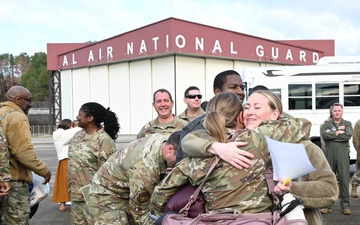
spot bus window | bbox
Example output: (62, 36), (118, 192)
(315, 83), (339, 109)
(270, 89), (281, 100)
(243, 82), (248, 103)
(344, 84), (360, 106)
(288, 84), (312, 110)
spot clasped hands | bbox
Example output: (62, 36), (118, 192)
(0, 181), (11, 197)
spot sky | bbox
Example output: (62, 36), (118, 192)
(1, 0), (360, 57)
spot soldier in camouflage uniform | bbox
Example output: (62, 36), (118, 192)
(68, 102), (120, 225)
(137, 89), (187, 139)
(177, 86), (205, 123)
(350, 119), (360, 198)
(84, 131), (181, 225)
(151, 92), (309, 216)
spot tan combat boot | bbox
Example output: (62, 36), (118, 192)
(351, 184), (358, 198)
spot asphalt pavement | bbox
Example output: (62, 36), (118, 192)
(30, 136), (360, 225)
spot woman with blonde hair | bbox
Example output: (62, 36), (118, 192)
(153, 92), (309, 215)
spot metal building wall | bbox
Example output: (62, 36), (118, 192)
(60, 55), (259, 135)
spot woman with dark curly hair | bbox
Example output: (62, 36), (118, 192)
(68, 102), (120, 225)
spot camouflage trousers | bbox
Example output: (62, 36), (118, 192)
(71, 201), (87, 225)
(85, 194), (136, 225)
(351, 164), (360, 186)
(1, 180), (30, 225)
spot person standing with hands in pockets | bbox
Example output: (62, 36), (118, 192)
(320, 103), (353, 215)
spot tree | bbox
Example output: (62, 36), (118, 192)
(0, 53), (16, 100)
(20, 52), (48, 101)
(16, 53), (31, 78)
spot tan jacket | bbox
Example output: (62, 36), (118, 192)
(0, 101), (49, 183)
(292, 140), (338, 225)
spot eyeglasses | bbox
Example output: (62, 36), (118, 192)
(19, 97), (33, 103)
(186, 94), (202, 99)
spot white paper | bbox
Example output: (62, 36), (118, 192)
(265, 136), (316, 180)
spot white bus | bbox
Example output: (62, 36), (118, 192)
(242, 56), (360, 163)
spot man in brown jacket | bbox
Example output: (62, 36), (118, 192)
(0, 86), (51, 225)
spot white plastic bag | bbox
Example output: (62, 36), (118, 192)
(29, 172), (50, 207)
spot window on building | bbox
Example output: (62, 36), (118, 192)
(288, 84), (312, 110)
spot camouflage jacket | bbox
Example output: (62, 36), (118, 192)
(68, 128), (116, 201)
(178, 108), (205, 123)
(87, 134), (168, 225)
(353, 119), (360, 166)
(137, 115), (187, 139)
(151, 118), (308, 216)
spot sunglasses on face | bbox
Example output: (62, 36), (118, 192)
(186, 94), (202, 99)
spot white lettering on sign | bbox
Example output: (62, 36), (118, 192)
(88, 50), (94, 62)
(300, 51), (306, 62)
(272, 48), (278, 59)
(313, 53), (319, 63)
(195, 37), (204, 51)
(256, 45), (264, 57)
(63, 56), (68, 66)
(230, 42), (237, 54)
(72, 54), (77, 65)
(139, 40), (147, 53)
(166, 35), (169, 49)
(107, 47), (113, 58)
(212, 40), (222, 53)
(175, 35), (186, 48)
(61, 34), (322, 67)
(285, 49), (293, 61)
(127, 42), (133, 55)
(153, 37), (159, 50)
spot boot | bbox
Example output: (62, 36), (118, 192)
(351, 184), (358, 198)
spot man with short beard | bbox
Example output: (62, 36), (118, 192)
(0, 86), (51, 225)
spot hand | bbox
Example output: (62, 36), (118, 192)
(42, 171), (51, 185)
(0, 181), (11, 196)
(274, 178), (292, 195)
(336, 130), (345, 136)
(209, 142), (254, 170)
